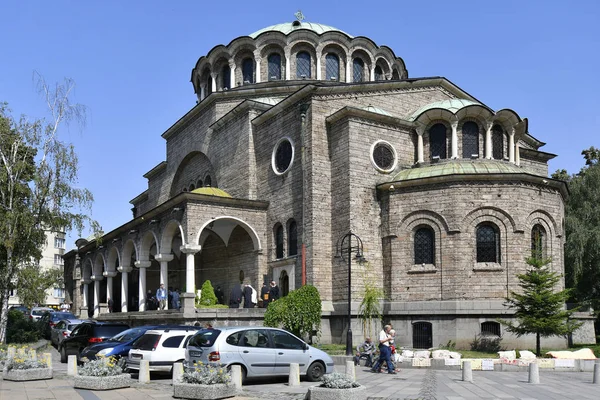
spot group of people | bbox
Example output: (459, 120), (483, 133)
(354, 324), (399, 374)
(228, 280), (280, 308)
(148, 283), (181, 310)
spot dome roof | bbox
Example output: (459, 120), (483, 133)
(190, 187), (232, 198)
(409, 99), (482, 121)
(249, 21), (353, 39)
(391, 160), (523, 181)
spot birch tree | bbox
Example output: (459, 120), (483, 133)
(0, 74), (97, 343)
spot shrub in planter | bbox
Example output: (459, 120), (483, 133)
(74, 356), (130, 390)
(306, 373), (366, 400)
(173, 362), (237, 400)
(3, 355), (52, 381)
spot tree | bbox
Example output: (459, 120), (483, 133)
(358, 263), (384, 339)
(0, 74), (97, 343)
(15, 264), (64, 308)
(499, 256), (582, 356)
(264, 284), (322, 340)
(197, 280), (218, 307)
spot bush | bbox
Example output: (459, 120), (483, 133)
(197, 280), (218, 307)
(6, 310), (40, 344)
(79, 356), (123, 377)
(320, 372), (360, 389)
(264, 285), (321, 339)
(183, 362), (231, 385)
(470, 334), (503, 353)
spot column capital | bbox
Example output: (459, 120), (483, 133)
(103, 271), (117, 278)
(82, 279), (91, 285)
(135, 260), (152, 269)
(415, 124), (426, 136)
(180, 244), (201, 255)
(90, 275), (103, 281)
(450, 119), (459, 128)
(117, 265), (133, 273)
(155, 253), (174, 263)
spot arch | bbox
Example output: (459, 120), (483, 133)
(476, 222), (501, 263)
(221, 64), (231, 90)
(204, 175), (213, 187)
(399, 209), (453, 234)
(93, 253), (105, 277)
(139, 230), (160, 261)
(352, 57), (365, 82)
(454, 104), (494, 123)
(122, 239), (138, 266)
(463, 206), (519, 233)
(429, 123), (448, 160)
(492, 124), (505, 160)
(325, 53), (340, 81)
(279, 270), (290, 297)
(287, 219), (298, 257)
(195, 216), (262, 251)
(160, 220), (186, 255)
(462, 121), (480, 158)
(242, 57), (254, 84)
(414, 226), (435, 265)
(169, 151), (215, 197)
(188, 183), (196, 191)
(274, 223), (284, 259)
(296, 51), (311, 78)
(531, 224), (547, 259)
(82, 259), (93, 282)
(267, 53), (282, 80)
(106, 247), (120, 273)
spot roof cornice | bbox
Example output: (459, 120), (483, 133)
(143, 161), (167, 179)
(326, 106), (414, 129)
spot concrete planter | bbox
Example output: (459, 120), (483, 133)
(74, 373), (131, 390)
(173, 382), (238, 399)
(2, 367), (53, 381)
(306, 385), (367, 400)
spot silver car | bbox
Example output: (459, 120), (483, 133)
(50, 319), (86, 347)
(185, 326), (334, 382)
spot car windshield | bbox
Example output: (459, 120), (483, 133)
(32, 310), (49, 315)
(188, 329), (221, 347)
(109, 327), (149, 343)
(51, 313), (75, 321)
(92, 325), (129, 338)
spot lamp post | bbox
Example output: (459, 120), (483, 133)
(337, 232), (365, 356)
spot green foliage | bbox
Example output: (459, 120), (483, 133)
(320, 372), (360, 388)
(470, 334), (503, 353)
(78, 356), (122, 376)
(439, 340), (456, 351)
(263, 284), (322, 339)
(183, 362), (231, 385)
(6, 310), (39, 344)
(498, 256), (582, 356)
(358, 263), (384, 338)
(15, 264), (63, 308)
(196, 280), (218, 307)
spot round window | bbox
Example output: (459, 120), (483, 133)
(370, 140), (397, 173)
(272, 137), (295, 175)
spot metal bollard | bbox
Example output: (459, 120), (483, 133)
(139, 360), (151, 383)
(528, 361), (540, 384)
(288, 363), (300, 386)
(593, 360), (600, 384)
(67, 355), (78, 376)
(172, 362), (184, 384)
(462, 360), (473, 382)
(230, 365), (243, 389)
(345, 360), (356, 381)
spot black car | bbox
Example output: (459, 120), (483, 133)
(38, 311), (77, 339)
(80, 325), (158, 362)
(59, 321), (130, 363)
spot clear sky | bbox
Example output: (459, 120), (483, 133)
(1, 0), (599, 248)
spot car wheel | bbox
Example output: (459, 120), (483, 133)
(306, 361), (325, 382)
(60, 346), (67, 363)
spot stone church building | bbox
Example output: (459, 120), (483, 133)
(64, 18), (595, 348)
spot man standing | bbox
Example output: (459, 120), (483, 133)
(229, 283), (243, 308)
(243, 283), (254, 308)
(260, 283), (269, 308)
(371, 324), (396, 374)
(156, 283), (167, 310)
(171, 288), (180, 310)
(268, 280), (280, 304)
(215, 286), (224, 304)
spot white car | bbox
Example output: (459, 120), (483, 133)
(127, 327), (199, 373)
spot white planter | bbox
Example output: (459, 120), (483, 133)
(74, 373), (131, 390)
(306, 385), (367, 400)
(2, 367), (53, 381)
(173, 382), (238, 399)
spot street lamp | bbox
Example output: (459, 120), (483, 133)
(336, 232), (366, 356)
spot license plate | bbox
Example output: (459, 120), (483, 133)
(131, 353), (143, 359)
(189, 351), (203, 357)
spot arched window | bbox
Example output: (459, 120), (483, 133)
(206, 75), (212, 96)
(476, 223), (501, 263)
(296, 52), (311, 78)
(481, 321), (501, 336)
(353, 58), (364, 82)
(325, 53), (339, 81)
(204, 176), (212, 187)
(462, 121), (479, 158)
(531, 224), (547, 259)
(414, 227), (435, 265)
(392, 69), (400, 80)
(374, 66), (384, 81)
(196, 179), (203, 188)
(279, 270), (289, 297)
(275, 224), (284, 259)
(492, 124), (504, 160)
(268, 53), (281, 81)
(429, 123), (447, 160)
(188, 184), (195, 191)
(288, 220), (298, 256)
(242, 58), (254, 84)
(221, 65), (230, 90)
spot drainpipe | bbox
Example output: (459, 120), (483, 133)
(299, 103), (309, 286)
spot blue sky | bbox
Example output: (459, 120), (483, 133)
(1, 0), (599, 248)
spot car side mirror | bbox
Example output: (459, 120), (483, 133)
(303, 343), (309, 351)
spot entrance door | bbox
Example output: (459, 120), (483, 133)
(412, 322), (432, 349)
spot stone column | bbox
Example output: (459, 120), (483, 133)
(316, 50), (322, 80)
(154, 253), (174, 310)
(180, 245), (201, 294)
(82, 281), (89, 308)
(370, 66), (375, 81)
(416, 125), (425, 164)
(509, 127), (515, 163)
(91, 275), (102, 318)
(199, 84), (205, 101)
(103, 271), (117, 307)
(210, 73), (217, 93)
(255, 58), (261, 83)
(485, 121), (493, 159)
(285, 50), (291, 80)
(451, 120), (459, 159)
(135, 260), (151, 312)
(229, 62), (236, 89)
(515, 144), (521, 166)
(346, 58), (352, 83)
(118, 265), (132, 312)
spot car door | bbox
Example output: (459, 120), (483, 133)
(270, 330), (311, 375)
(236, 329), (275, 377)
(52, 321), (64, 345)
(67, 324), (90, 354)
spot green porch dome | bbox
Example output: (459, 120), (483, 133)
(190, 187), (232, 198)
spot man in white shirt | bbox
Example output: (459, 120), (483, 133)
(370, 324), (396, 374)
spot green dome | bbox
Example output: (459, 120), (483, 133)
(190, 187), (232, 198)
(249, 21), (352, 39)
(391, 160), (523, 181)
(409, 99), (482, 121)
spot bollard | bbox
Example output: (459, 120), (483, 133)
(288, 363), (300, 386)
(345, 360), (356, 381)
(67, 355), (78, 376)
(172, 362), (184, 384)
(7, 347), (16, 359)
(230, 365), (243, 389)
(528, 361), (540, 384)
(44, 353), (52, 369)
(139, 360), (151, 383)
(593, 360), (600, 384)
(30, 349), (37, 361)
(462, 360), (473, 383)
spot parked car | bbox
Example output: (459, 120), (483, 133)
(127, 326), (200, 373)
(38, 311), (77, 339)
(8, 305), (30, 316)
(58, 321), (130, 363)
(185, 326), (334, 382)
(50, 319), (86, 347)
(29, 307), (53, 321)
(80, 325), (161, 362)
